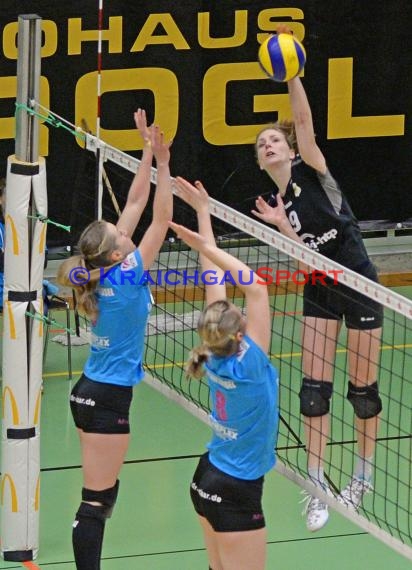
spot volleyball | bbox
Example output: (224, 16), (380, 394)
(258, 33), (306, 82)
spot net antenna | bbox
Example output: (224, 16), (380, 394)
(84, 133), (412, 562)
(81, 118), (121, 217)
(95, 0), (104, 220)
(1, 14), (47, 562)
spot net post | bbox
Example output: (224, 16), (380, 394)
(1, 13), (45, 562)
(15, 14), (42, 163)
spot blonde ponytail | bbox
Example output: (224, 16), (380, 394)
(185, 344), (211, 379)
(56, 219), (118, 320)
(185, 300), (243, 379)
(56, 255), (101, 320)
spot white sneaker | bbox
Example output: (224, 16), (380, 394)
(300, 486), (332, 532)
(338, 477), (373, 511)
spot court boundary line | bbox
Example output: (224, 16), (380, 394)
(144, 373), (412, 562)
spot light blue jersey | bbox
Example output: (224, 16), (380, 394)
(84, 249), (152, 387)
(205, 335), (279, 480)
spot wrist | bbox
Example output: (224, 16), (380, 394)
(277, 218), (291, 231)
(197, 206), (210, 217)
(141, 146), (153, 156)
(142, 147), (153, 155)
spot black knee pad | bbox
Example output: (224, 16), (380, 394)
(299, 378), (333, 417)
(347, 381), (382, 419)
(76, 500), (109, 524)
(81, 479), (119, 519)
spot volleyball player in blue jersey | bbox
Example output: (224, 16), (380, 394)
(169, 177), (279, 570)
(57, 110), (172, 570)
(252, 30), (383, 532)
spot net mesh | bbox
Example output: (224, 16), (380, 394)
(86, 137), (412, 560)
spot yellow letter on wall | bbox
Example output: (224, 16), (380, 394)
(68, 17), (123, 55)
(75, 68), (179, 148)
(328, 58), (404, 139)
(203, 62), (291, 146)
(131, 14), (189, 51)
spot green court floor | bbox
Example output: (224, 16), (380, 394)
(2, 370), (411, 569)
(0, 285), (411, 568)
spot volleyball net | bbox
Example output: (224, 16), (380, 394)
(145, 205), (412, 560)
(17, 102), (412, 560)
(80, 134), (412, 560)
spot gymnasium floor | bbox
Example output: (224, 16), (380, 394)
(0, 287), (412, 569)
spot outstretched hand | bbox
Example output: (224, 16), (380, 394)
(168, 221), (207, 252)
(173, 177), (209, 214)
(134, 108), (152, 145)
(251, 194), (288, 228)
(150, 125), (172, 167)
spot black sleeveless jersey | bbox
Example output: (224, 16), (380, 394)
(268, 157), (370, 271)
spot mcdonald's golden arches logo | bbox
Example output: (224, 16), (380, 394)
(35, 476), (40, 511)
(5, 214), (19, 255)
(0, 474), (18, 512)
(39, 221), (47, 254)
(2, 385), (20, 425)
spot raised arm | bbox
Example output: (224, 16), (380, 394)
(138, 126), (173, 270)
(116, 109), (154, 237)
(169, 221), (271, 353)
(287, 76), (326, 174)
(174, 177), (225, 306)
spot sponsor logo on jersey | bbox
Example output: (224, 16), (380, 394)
(98, 287), (115, 297)
(236, 338), (250, 362)
(210, 416), (238, 440)
(91, 332), (110, 348)
(207, 370), (236, 389)
(301, 228), (338, 250)
(121, 252), (138, 271)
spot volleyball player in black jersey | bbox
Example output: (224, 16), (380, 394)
(252, 41), (383, 532)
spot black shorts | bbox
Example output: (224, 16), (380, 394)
(70, 374), (133, 434)
(190, 453), (265, 532)
(303, 263), (383, 330)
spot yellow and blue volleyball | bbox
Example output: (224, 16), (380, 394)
(258, 33), (306, 82)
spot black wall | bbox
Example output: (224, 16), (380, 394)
(1, 1), (411, 245)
